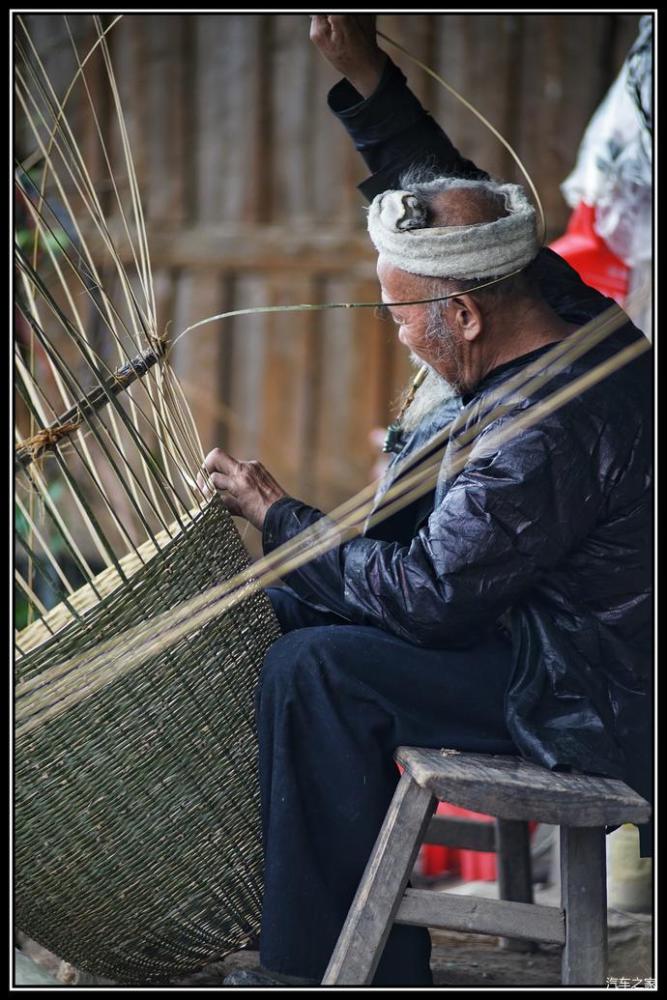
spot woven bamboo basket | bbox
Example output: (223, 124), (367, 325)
(14, 497), (281, 984)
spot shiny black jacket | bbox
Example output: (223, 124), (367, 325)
(263, 59), (653, 853)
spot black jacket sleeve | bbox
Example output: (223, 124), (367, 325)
(263, 410), (602, 647)
(328, 56), (487, 201)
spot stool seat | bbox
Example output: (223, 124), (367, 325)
(396, 747), (651, 827)
(323, 747), (652, 987)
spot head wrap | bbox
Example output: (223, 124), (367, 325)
(367, 179), (539, 280)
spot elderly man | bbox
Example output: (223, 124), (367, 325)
(214, 16), (652, 987)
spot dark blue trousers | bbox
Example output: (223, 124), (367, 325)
(256, 587), (519, 986)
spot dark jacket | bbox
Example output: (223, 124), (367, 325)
(263, 58), (653, 854)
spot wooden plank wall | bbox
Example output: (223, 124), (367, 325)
(18, 13), (642, 556)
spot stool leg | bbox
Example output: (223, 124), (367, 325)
(322, 772), (435, 986)
(496, 818), (537, 953)
(560, 826), (608, 985)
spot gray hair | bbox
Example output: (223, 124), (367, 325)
(396, 165), (539, 302)
(398, 165), (513, 223)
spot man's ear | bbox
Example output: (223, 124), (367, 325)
(450, 294), (483, 342)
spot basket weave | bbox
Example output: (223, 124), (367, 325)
(14, 498), (281, 984)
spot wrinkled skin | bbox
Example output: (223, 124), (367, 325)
(197, 449), (287, 531)
(309, 14), (386, 99)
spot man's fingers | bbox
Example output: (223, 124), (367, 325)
(199, 448), (242, 503)
(201, 471), (238, 511)
(197, 449), (284, 529)
(309, 14), (332, 42)
(209, 471), (230, 494)
(208, 473), (242, 516)
(203, 447), (239, 477)
(324, 13), (375, 36)
(327, 14), (345, 40)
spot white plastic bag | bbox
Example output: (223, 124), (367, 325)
(561, 16), (652, 270)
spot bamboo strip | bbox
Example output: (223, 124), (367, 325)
(14, 66), (148, 355)
(15, 346), (162, 467)
(16, 507), (193, 658)
(15, 326), (650, 730)
(15, 494), (77, 595)
(15, 203), (205, 520)
(65, 17), (154, 336)
(15, 569), (51, 621)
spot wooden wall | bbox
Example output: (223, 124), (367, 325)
(17, 13), (642, 555)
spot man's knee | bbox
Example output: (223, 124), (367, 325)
(255, 624), (390, 726)
(255, 628), (336, 730)
(259, 627), (331, 695)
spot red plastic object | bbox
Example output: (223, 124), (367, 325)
(549, 201), (629, 304)
(398, 766), (537, 882)
(421, 802), (497, 880)
(420, 801), (539, 881)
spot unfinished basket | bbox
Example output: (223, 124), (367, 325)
(15, 498), (280, 984)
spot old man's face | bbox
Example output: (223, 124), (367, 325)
(377, 256), (430, 353)
(377, 256), (465, 392)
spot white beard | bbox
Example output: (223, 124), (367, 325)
(399, 354), (458, 432)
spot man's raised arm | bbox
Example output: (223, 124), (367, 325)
(310, 15), (631, 329)
(310, 14), (487, 202)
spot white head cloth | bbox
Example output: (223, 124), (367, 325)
(367, 178), (539, 280)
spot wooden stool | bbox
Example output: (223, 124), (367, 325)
(322, 748), (651, 986)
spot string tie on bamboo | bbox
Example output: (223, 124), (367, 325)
(367, 179), (539, 279)
(16, 416), (83, 462)
(146, 322), (171, 361)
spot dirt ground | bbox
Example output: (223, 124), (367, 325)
(178, 934), (565, 988)
(16, 897), (653, 988)
(14, 931), (564, 987)
(15, 867), (653, 988)
(177, 903), (652, 989)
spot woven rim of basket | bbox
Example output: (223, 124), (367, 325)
(15, 502), (210, 660)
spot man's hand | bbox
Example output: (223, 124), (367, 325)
(309, 15), (387, 99)
(197, 448), (288, 532)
